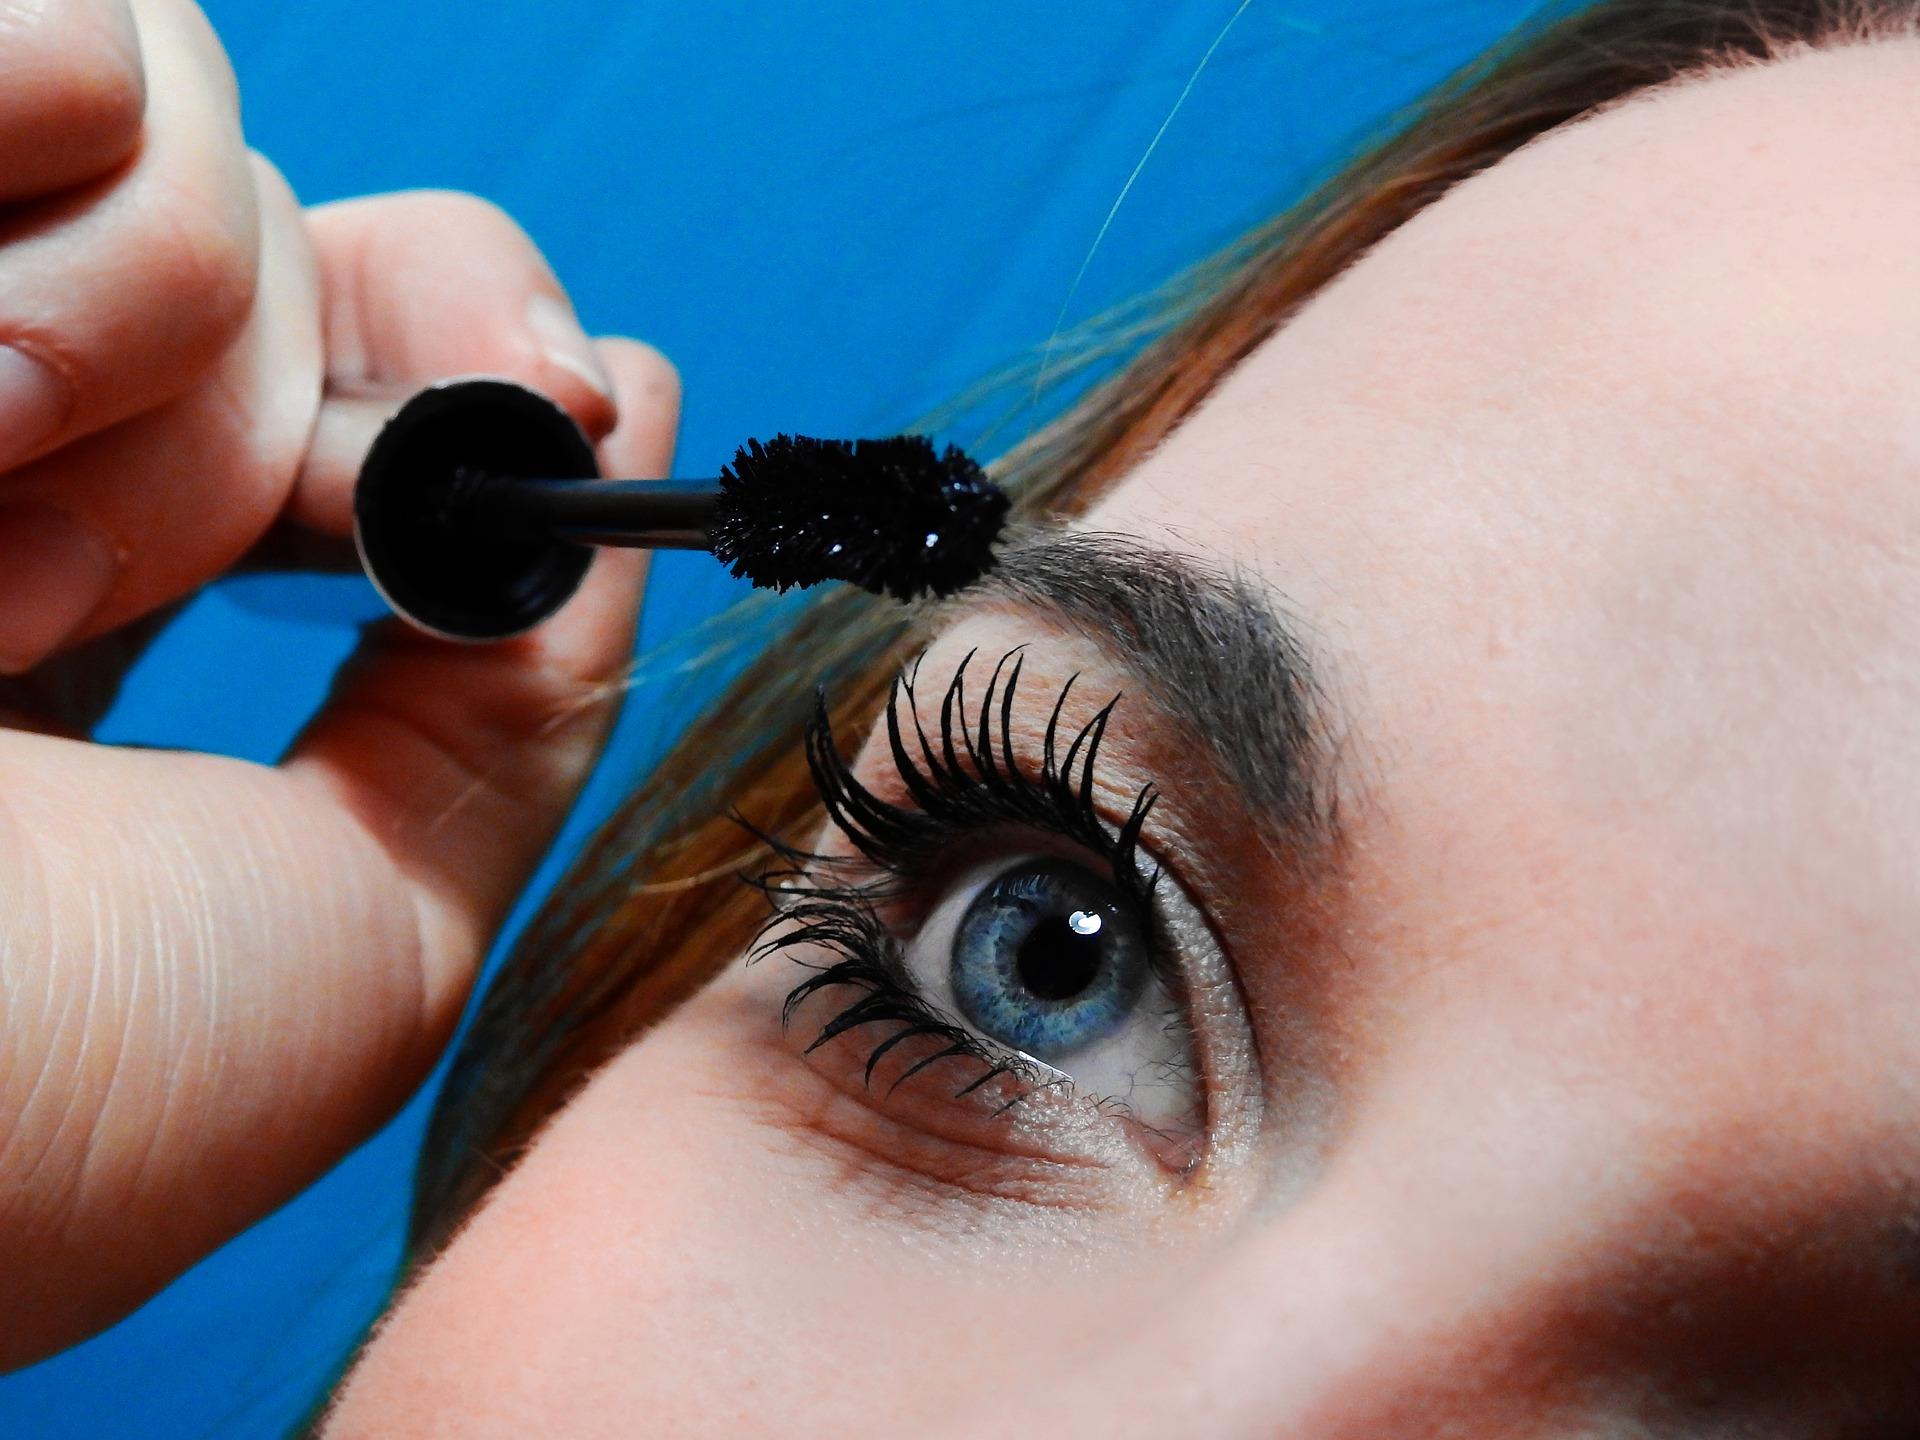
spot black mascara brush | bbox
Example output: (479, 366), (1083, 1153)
(353, 377), (1009, 640)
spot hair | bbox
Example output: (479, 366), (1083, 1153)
(404, 0), (1919, 1262)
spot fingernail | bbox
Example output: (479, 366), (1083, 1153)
(0, 502), (118, 674)
(0, 345), (70, 472)
(526, 293), (614, 404)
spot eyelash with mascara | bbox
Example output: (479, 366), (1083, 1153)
(748, 646), (1174, 1113)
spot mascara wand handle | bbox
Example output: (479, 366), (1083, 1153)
(474, 476), (719, 550)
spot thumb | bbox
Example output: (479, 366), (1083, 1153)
(282, 336), (679, 1042)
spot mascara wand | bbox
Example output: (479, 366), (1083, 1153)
(353, 377), (1009, 641)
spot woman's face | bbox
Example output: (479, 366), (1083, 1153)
(325, 39), (1920, 1437)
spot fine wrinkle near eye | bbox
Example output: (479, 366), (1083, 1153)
(747, 645), (1214, 1173)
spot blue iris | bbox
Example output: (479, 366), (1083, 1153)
(948, 859), (1148, 1060)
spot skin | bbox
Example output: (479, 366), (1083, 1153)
(7, 7), (1915, 1432)
(323, 34), (1920, 1438)
(0, 0), (678, 1368)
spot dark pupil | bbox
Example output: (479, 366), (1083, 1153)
(1014, 913), (1104, 1001)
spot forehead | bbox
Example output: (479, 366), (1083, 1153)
(1099, 37), (1920, 562)
(1066, 39), (1920, 948)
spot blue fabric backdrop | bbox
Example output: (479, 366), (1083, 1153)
(0, 2), (1544, 1432)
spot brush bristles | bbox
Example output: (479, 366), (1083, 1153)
(708, 434), (1009, 602)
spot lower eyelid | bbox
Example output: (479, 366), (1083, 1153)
(781, 963), (1212, 1191)
(751, 1013), (1136, 1217)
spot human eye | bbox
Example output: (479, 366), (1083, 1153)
(750, 645), (1236, 1176)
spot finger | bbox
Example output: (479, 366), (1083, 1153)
(0, 599), (186, 737)
(0, 0), (256, 477)
(0, 0), (147, 202)
(0, 341), (674, 1364)
(595, 337), (682, 481)
(0, 151), (321, 674)
(283, 337), (676, 1033)
(287, 191), (620, 539)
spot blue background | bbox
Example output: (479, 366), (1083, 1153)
(1, 1), (1545, 1433)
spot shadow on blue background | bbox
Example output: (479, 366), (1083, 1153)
(1, 2), (1543, 1433)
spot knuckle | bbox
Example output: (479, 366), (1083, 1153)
(141, 176), (261, 358)
(387, 188), (562, 285)
(402, 189), (536, 252)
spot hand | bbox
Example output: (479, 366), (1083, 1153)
(0, 0), (680, 1369)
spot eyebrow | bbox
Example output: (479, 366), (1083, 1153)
(964, 530), (1340, 854)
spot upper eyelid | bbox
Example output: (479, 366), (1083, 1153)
(884, 642), (1295, 909)
(815, 645), (1155, 874)
(947, 533), (1344, 866)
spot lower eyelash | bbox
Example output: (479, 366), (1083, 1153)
(753, 894), (1044, 1103)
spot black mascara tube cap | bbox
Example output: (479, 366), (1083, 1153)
(354, 377), (599, 642)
